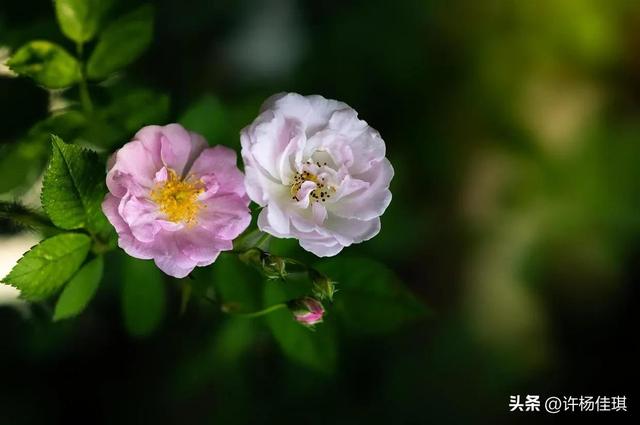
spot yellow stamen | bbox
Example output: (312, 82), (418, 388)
(290, 169), (335, 203)
(150, 169), (204, 224)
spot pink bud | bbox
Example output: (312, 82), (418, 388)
(288, 297), (325, 327)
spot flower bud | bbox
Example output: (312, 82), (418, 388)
(288, 297), (325, 327)
(261, 254), (286, 280)
(239, 248), (286, 280)
(308, 269), (336, 301)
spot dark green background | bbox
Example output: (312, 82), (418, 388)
(0, 0), (637, 423)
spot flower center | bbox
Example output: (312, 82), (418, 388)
(151, 169), (204, 224)
(290, 160), (336, 203)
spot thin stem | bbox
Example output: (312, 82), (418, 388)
(75, 42), (93, 113)
(79, 79), (93, 113)
(0, 201), (59, 234)
(223, 303), (287, 318)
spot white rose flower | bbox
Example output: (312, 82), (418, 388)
(240, 93), (394, 256)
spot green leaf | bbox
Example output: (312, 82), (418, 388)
(0, 142), (46, 194)
(106, 87), (169, 134)
(77, 85), (169, 149)
(0, 111), (88, 194)
(54, 0), (109, 43)
(96, 86), (170, 145)
(31, 110), (87, 140)
(264, 283), (337, 373)
(7, 40), (80, 88)
(317, 257), (429, 334)
(179, 95), (228, 145)
(2, 233), (91, 301)
(53, 256), (103, 321)
(213, 254), (262, 311)
(41, 135), (111, 237)
(87, 5), (154, 80)
(121, 257), (166, 337)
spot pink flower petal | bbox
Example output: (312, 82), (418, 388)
(102, 123), (251, 278)
(199, 194), (251, 240)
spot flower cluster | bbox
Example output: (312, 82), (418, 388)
(104, 93), (393, 278)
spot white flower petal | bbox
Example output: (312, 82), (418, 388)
(242, 93), (393, 257)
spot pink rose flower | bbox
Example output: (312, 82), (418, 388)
(102, 124), (251, 278)
(289, 297), (325, 327)
(241, 93), (393, 256)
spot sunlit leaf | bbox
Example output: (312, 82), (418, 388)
(121, 257), (166, 337)
(7, 40), (80, 88)
(87, 5), (154, 80)
(41, 135), (111, 239)
(2, 233), (91, 301)
(54, 0), (109, 43)
(53, 256), (103, 321)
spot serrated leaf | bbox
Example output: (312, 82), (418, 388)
(316, 257), (429, 334)
(121, 257), (166, 337)
(2, 233), (91, 301)
(41, 135), (111, 237)
(54, 0), (109, 43)
(53, 256), (103, 321)
(264, 283), (337, 373)
(87, 5), (154, 80)
(7, 40), (80, 88)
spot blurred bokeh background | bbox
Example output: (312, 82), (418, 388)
(1, 0), (638, 423)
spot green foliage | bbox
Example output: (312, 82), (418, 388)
(213, 318), (258, 364)
(87, 5), (154, 80)
(105, 86), (169, 134)
(0, 111), (87, 194)
(213, 254), (262, 311)
(7, 41), (80, 88)
(0, 201), (56, 233)
(179, 95), (228, 145)
(2, 233), (91, 301)
(53, 256), (103, 321)
(317, 257), (429, 334)
(0, 142), (46, 194)
(90, 85), (169, 148)
(121, 257), (166, 337)
(41, 135), (111, 239)
(54, 0), (109, 43)
(264, 283), (337, 372)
